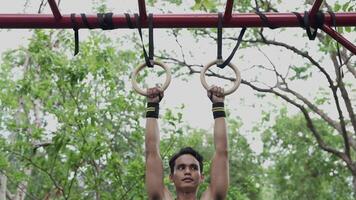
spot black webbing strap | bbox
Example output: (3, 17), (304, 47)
(303, 11), (325, 40)
(328, 11), (343, 76)
(124, 13), (134, 29)
(135, 13), (154, 68)
(303, 11), (317, 40)
(148, 13), (154, 64)
(217, 12), (223, 63)
(70, 13), (79, 56)
(255, 11), (278, 29)
(216, 12), (246, 69)
(217, 27), (246, 69)
(97, 13), (115, 30)
(254, 0), (278, 29)
(81, 13), (93, 29)
(292, 12), (305, 28)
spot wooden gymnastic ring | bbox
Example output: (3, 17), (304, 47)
(131, 60), (171, 96)
(200, 59), (241, 96)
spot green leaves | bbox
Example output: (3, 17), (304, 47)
(261, 110), (353, 200)
(191, 0), (218, 12)
(290, 65), (312, 80)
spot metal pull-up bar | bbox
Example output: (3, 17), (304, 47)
(0, 13), (354, 28)
(0, 0), (355, 54)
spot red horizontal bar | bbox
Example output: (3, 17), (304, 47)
(0, 12), (355, 29)
(321, 25), (356, 55)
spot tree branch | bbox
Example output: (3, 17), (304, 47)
(330, 52), (356, 136)
(242, 79), (355, 169)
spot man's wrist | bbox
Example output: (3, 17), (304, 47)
(212, 102), (226, 119)
(146, 102), (159, 118)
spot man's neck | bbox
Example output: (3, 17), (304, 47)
(176, 191), (197, 200)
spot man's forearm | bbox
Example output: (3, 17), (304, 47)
(214, 117), (228, 153)
(145, 118), (160, 154)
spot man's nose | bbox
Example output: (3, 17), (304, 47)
(184, 168), (191, 174)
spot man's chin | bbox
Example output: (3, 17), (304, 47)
(176, 183), (199, 192)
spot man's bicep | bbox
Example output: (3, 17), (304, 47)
(145, 153), (166, 199)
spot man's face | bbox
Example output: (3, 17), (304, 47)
(170, 154), (204, 192)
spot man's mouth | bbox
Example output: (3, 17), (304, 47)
(182, 178), (193, 182)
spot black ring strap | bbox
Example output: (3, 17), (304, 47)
(292, 12), (305, 28)
(216, 13), (247, 69)
(124, 13), (134, 29)
(80, 13), (93, 29)
(97, 13), (115, 30)
(148, 13), (154, 64)
(217, 27), (246, 69)
(217, 12), (223, 62)
(135, 13), (155, 68)
(303, 11), (317, 40)
(70, 13), (79, 56)
(254, 0), (278, 29)
(303, 11), (325, 40)
(255, 11), (278, 29)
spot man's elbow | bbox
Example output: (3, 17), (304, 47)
(214, 191), (228, 200)
(145, 148), (162, 160)
(148, 193), (161, 200)
(216, 149), (228, 157)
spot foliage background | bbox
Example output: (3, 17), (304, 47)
(0, 0), (355, 199)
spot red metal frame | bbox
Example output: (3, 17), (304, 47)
(48, 0), (62, 20)
(322, 25), (356, 54)
(224, 0), (234, 22)
(138, 0), (147, 22)
(0, 0), (354, 54)
(309, 0), (323, 21)
(0, 13), (354, 28)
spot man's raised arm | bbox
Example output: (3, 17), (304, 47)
(205, 86), (229, 199)
(145, 87), (166, 199)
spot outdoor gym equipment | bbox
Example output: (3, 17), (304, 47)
(0, 0), (355, 95)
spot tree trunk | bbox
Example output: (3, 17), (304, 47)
(0, 174), (6, 200)
(14, 167), (32, 200)
(353, 175), (356, 199)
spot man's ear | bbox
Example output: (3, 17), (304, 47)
(169, 174), (173, 182)
(169, 174), (174, 183)
(200, 174), (205, 183)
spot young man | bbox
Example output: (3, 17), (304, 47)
(145, 86), (229, 200)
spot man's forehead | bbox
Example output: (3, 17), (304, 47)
(175, 154), (199, 165)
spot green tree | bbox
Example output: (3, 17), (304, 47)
(157, 0), (356, 196)
(261, 108), (353, 200)
(0, 29), (149, 199)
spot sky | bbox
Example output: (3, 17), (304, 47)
(0, 0), (354, 154)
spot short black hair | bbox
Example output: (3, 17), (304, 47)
(169, 147), (203, 174)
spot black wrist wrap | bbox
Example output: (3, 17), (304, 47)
(212, 102), (226, 119)
(146, 102), (159, 118)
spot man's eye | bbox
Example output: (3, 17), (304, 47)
(178, 166), (184, 170)
(191, 166), (198, 170)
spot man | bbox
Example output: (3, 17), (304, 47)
(145, 85), (229, 200)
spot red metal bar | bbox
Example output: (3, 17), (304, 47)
(47, 0), (62, 20)
(224, 0), (234, 22)
(322, 25), (356, 55)
(138, 0), (147, 22)
(0, 12), (355, 28)
(309, 0), (323, 18)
